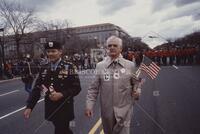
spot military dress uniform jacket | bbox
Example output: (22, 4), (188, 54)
(86, 55), (139, 134)
(26, 60), (81, 121)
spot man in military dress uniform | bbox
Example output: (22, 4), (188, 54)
(24, 41), (81, 134)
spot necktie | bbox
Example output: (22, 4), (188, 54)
(51, 64), (56, 71)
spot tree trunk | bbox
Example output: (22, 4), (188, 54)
(16, 40), (20, 59)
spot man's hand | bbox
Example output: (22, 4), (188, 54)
(24, 108), (32, 119)
(49, 91), (64, 101)
(132, 90), (140, 100)
(85, 108), (93, 118)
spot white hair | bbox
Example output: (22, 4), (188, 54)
(106, 35), (123, 48)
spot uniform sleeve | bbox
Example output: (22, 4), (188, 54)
(31, 62), (39, 75)
(86, 64), (101, 110)
(60, 63), (81, 98)
(26, 72), (42, 109)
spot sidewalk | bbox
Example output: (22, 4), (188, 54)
(0, 77), (21, 84)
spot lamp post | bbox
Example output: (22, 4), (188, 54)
(148, 35), (172, 49)
(148, 31), (169, 44)
(40, 37), (47, 53)
(52, 25), (58, 41)
(0, 28), (5, 78)
(94, 36), (98, 47)
(94, 36), (102, 48)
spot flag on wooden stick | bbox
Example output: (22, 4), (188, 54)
(139, 55), (161, 79)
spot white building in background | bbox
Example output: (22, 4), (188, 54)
(72, 23), (131, 47)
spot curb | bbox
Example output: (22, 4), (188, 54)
(0, 77), (21, 84)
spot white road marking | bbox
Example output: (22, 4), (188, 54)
(0, 90), (20, 97)
(172, 65), (178, 69)
(70, 120), (76, 127)
(136, 121), (140, 126)
(0, 77), (21, 83)
(0, 98), (44, 120)
(153, 91), (160, 96)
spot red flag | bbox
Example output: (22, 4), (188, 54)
(139, 55), (161, 79)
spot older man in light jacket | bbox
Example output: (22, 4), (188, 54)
(85, 35), (140, 134)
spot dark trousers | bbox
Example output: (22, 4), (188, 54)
(25, 82), (32, 94)
(52, 120), (73, 134)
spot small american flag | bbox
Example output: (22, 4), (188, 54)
(139, 55), (161, 79)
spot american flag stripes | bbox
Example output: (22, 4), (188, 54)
(139, 55), (161, 79)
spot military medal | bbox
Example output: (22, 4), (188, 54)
(58, 75), (63, 78)
(42, 69), (47, 75)
(59, 69), (68, 75)
(63, 70), (68, 75)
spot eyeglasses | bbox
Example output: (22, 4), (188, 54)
(108, 44), (118, 48)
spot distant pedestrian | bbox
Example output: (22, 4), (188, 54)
(4, 61), (13, 79)
(20, 55), (37, 94)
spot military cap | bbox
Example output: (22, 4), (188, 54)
(44, 41), (62, 50)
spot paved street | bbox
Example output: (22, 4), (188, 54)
(0, 66), (200, 134)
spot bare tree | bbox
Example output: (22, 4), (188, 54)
(35, 19), (80, 53)
(35, 19), (73, 44)
(36, 19), (71, 31)
(0, 0), (37, 58)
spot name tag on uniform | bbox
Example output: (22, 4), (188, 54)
(59, 69), (68, 75)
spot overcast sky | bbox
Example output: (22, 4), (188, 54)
(19, 0), (200, 48)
